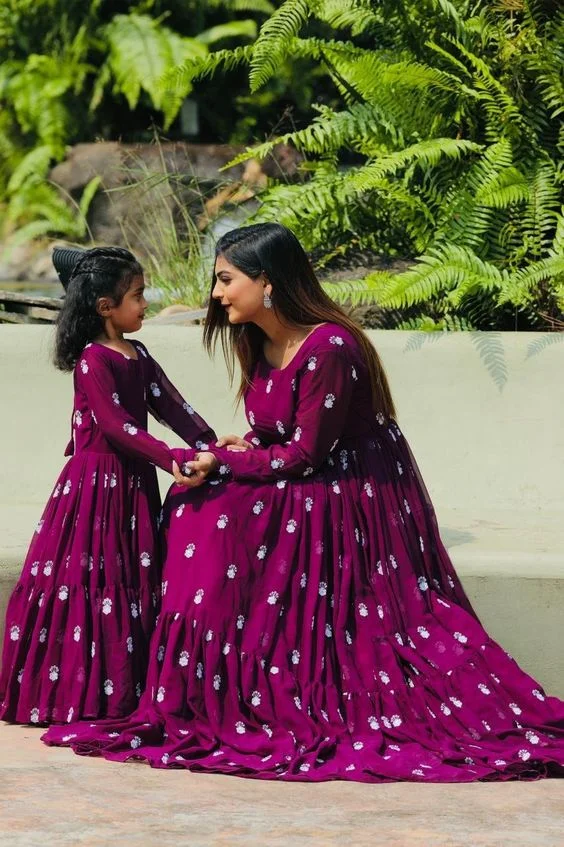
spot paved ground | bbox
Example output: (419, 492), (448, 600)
(1, 724), (563, 847)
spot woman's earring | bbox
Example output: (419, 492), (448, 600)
(263, 291), (272, 309)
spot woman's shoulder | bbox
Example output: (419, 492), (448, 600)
(306, 323), (362, 357)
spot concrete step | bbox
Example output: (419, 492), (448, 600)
(1, 723), (563, 846)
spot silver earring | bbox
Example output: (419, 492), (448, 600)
(263, 291), (272, 309)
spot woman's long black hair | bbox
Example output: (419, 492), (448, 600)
(54, 247), (143, 371)
(203, 223), (396, 418)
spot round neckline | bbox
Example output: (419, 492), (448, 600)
(260, 322), (332, 372)
(90, 341), (139, 361)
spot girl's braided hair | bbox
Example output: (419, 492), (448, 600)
(54, 247), (143, 371)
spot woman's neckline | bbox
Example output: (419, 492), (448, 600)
(90, 341), (139, 361)
(261, 322), (332, 372)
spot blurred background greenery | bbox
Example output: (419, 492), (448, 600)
(0, 0), (562, 330)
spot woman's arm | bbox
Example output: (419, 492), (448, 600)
(207, 343), (356, 482)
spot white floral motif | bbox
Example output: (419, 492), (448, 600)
(130, 602), (139, 618)
(184, 543), (196, 559)
(389, 555), (398, 569)
(276, 420), (285, 435)
(205, 629), (213, 642)
(63, 480), (72, 495)
(379, 671), (390, 685)
(74, 410), (82, 427)
(30, 708), (40, 723)
(102, 598), (112, 615)
(417, 626), (430, 639)
(104, 679), (114, 695)
(226, 564), (237, 579)
(509, 703), (522, 715)
(38, 627), (47, 643)
(150, 382), (161, 397)
(123, 422), (138, 436)
(293, 427), (302, 442)
(140, 552), (151, 568)
(318, 581), (327, 597)
(324, 393), (336, 409)
(449, 697), (463, 708)
(331, 481), (341, 494)
(183, 402), (195, 415)
(126, 636), (133, 654)
(43, 561), (53, 576)
(130, 515), (136, 531)
(518, 749), (531, 761)
(112, 392), (120, 405)
(73, 625), (81, 642)
(440, 703), (452, 716)
(417, 576), (428, 592)
(257, 545), (267, 560)
(525, 731), (540, 745)
(478, 683), (491, 695)
(80, 359), (89, 374)
(58, 585), (69, 601)
(453, 631), (468, 644)
(307, 356), (317, 371)
(305, 497), (313, 512)
(286, 519), (297, 533)
(325, 624), (333, 638)
(217, 514), (229, 529)
(212, 674), (221, 691)
(253, 501), (264, 515)
(49, 665), (59, 682)
(156, 686), (165, 702)
(196, 662), (204, 679)
(10, 625), (20, 641)
(178, 651), (189, 667)
(358, 603), (368, 618)
(237, 615), (245, 630)
(91, 641), (96, 657)
(351, 366), (358, 381)
(31, 561), (39, 576)
(251, 690), (261, 707)
(194, 588), (204, 605)
(329, 335), (344, 346)
(271, 458), (284, 469)
(130, 736), (142, 749)
(266, 379), (273, 394)
(235, 721), (246, 734)
(300, 572), (307, 588)
(267, 591), (279, 605)
(291, 650), (300, 665)
(532, 689), (545, 701)
(345, 630), (353, 645)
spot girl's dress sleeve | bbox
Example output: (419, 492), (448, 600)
(138, 344), (217, 448)
(207, 342), (355, 482)
(77, 347), (177, 473)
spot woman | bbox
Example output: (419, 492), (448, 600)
(44, 223), (564, 781)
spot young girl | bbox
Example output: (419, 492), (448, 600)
(0, 247), (215, 725)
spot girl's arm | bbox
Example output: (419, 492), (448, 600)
(203, 342), (356, 482)
(77, 346), (180, 473)
(139, 344), (217, 448)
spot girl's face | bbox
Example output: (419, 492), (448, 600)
(99, 275), (148, 334)
(212, 256), (272, 324)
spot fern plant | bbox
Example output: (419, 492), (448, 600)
(175, 0), (563, 329)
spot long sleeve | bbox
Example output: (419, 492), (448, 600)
(208, 343), (355, 482)
(139, 344), (217, 448)
(76, 347), (177, 473)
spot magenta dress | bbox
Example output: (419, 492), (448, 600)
(43, 324), (564, 780)
(0, 340), (215, 725)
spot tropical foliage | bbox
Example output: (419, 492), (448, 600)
(173, 0), (563, 329)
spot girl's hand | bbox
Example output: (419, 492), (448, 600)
(176, 451), (219, 488)
(215, 434), (254, 452)
(172, 460), (195, 486)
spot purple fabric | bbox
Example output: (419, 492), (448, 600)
(0, 341), (215, 724)
(41, 325), (564, 781)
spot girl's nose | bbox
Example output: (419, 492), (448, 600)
(211, 282), (223, 299)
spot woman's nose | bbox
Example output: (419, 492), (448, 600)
(212, 282), (223, 299)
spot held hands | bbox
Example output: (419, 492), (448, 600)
(215, 433), (255, 452)
(172, 452), (218, 488)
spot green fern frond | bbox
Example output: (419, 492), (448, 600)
(322, 271), (394, 306)
(196, 20), (258, 45)
(7, 144), (57, 193)
(348, 138), (480, 193)
(499, 255), (564, 305)
(249, 0), (312, 91)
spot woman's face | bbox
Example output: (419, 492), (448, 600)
(211, 255), (271, 324)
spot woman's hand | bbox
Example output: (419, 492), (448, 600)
(173, 451), (219, 488)
(216, 434), (255, 452)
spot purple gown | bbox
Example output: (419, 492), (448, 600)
(0, 341), (215, 724)
(43, 324), (564, 781)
